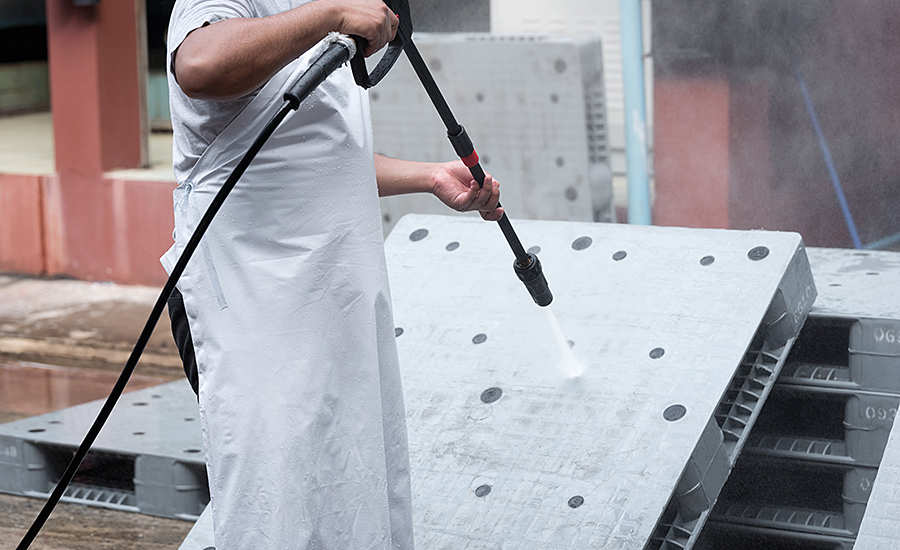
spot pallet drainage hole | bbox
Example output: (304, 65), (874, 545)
(474, 484), (492, 497)
(472, 333), (487, 344)
(829, 283), (842, 287)
(481, 387), (503, 404)
(527, 245), (541, 255)
(568, 495), (584, 509)
(133, 432), (145, 436)
(748, 246), (770, 261)
(28, 428), (45, 433)
(572, 236), (592, 250)
(612, 250), (627, 261)
(446, 241), (460, 251)
(564, 186), (577, 201)
(867, 272), (879, 276)
(184, 417), (195, 422)
(700, 255), (715, 266)
(48, 420), (62, 425)
(409, 228), (428, 242)
(649, 347), (665, 359)
(133, 402), (148, 406)
(151, 394), (162, 399)
(184, 448), (202, 454)
(664, 404), (686, 421)
(395, 327), (404, 337)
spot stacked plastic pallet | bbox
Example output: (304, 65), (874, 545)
(698, 248), (900, 550)
(369, 34), (613, 233)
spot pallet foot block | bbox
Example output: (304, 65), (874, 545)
(0, 380), (207, 520)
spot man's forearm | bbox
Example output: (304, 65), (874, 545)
(374, 154), (436, 197)
(175, 3), (336, 99)
(375, 155), (503, 220)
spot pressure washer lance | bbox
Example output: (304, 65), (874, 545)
(374, 18), (554, 307)
(18, 18), (550, 549)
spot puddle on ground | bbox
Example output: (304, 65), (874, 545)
(0, 361), (171, 422)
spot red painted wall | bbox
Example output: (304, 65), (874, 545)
(653, 3), (900, 247)
(653, 75), (731, 229)
(2, 171), (173, 285)
(39, 0), (162, 283)
(0, 175), (45, 274)
(46, 0), (144, 174)
(108, 178), (174, 284)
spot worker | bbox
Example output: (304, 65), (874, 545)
(160, 0), (502, 547)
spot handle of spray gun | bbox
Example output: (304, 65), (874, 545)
(349, 0), (411, 89)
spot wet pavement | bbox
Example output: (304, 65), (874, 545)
(0, 275), (182, 377)
(0, 493), (191, 549)
(0, 361), (174, 423)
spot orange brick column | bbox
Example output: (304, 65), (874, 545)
(44, 0), (147, 280)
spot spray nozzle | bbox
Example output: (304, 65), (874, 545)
(514, 253), (553, 307)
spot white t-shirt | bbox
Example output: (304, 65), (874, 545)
(166, 0), (311, 183)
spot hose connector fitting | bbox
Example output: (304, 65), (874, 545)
(514, 253), (553, 307)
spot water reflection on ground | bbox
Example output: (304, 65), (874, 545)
(0, 361), (171, 423)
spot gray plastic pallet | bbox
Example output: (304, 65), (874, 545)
(647, 336), (802, 550)
(371, 34), (613, 232)
(0, 380), (207, 520)
(808, 248), (900, 550)
(388, 215), (813, 550)
(709, 247), (900, 548)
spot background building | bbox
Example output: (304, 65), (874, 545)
(0, 0), (896, 286)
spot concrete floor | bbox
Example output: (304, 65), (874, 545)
(0, 275), (182, 375)
(0, 493), (191, 549)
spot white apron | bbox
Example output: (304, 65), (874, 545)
(161, 43), (413, 549)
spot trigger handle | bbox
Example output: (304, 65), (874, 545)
(349, 0), (411, 89)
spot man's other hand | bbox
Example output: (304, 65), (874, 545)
(327, 0), (399, 56)
(431, 161), (504, 222)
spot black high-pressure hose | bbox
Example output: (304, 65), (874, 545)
(15, 39), (355, 550)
